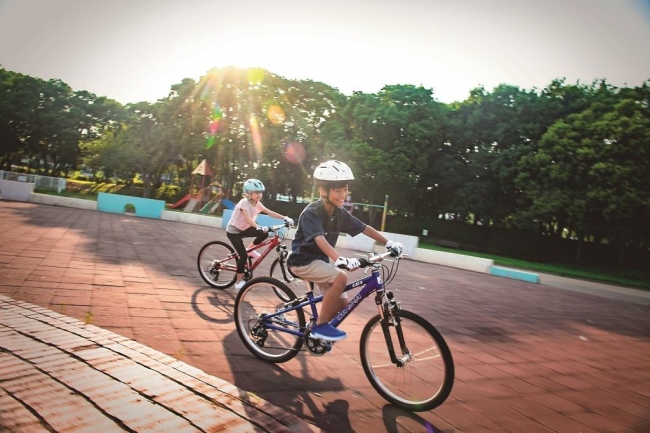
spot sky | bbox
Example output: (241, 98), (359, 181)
(1, 0), (649, 105)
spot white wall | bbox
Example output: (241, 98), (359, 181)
(0, 180), (35, 201)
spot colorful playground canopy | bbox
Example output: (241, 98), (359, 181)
(192, 159), (213, 176)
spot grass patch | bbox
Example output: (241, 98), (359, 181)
(419, 243), (650, 291)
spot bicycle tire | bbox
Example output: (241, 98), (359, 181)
(197, 241), (238, 289)
(360, 309), (454, 411)
(234, 277), (305, 363)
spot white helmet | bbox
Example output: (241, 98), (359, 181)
(243, 178), (265, 193)
(313, 160), (354, 184)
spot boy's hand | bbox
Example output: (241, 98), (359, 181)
(386, 240), (404, 257)
(257, 225), (269, 233)
(335, 257), (360, 270)
(283, 216), (294, 227)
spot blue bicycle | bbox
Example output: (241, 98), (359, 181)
(234, 251), (454, 412)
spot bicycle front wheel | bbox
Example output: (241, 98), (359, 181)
(235, 277), (305, 363)
(197, 241), (237, 289)
(360, 309), (454, 412)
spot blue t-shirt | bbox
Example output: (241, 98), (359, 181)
(288, 199), (366, 267)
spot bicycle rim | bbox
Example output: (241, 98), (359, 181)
(360, 310), (454, 411)
(234, 277), (305, 363)
(197, 241), (237, 289)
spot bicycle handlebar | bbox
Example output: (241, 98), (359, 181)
(337, 251), (400, 269)
(268, 221), (293, 232)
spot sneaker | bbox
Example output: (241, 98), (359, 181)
(310, 323), (347, 342)
(234, 280), (246, 291)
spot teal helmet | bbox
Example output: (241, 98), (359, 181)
(243, 178), (265, 193)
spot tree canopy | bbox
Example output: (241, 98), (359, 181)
(1, 66), (648, 264)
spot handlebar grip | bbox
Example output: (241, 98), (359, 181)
(336, 257), (371, 269)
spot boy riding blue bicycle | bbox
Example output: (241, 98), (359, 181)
(287, 160), (404, 342)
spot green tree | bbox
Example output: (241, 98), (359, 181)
(517, 84), (650, 264)
(322, 85), (446, 218)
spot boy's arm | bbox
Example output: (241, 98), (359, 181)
(363, 225), (405, 256)
(314, 235), (341, 262)
(362, 225), (389, 246)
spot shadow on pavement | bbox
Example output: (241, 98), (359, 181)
(382, 405), (448, 432)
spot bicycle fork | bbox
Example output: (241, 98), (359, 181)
(375, 290), (411, 367)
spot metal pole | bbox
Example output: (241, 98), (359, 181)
(380, 195), (388, 232)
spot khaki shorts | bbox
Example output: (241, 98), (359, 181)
(289, 260), (349, 298)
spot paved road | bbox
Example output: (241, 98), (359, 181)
(1, 201), (649, 432)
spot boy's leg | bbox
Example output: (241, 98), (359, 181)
(317, 272), (348, 324)
(290, 260), (348, 323)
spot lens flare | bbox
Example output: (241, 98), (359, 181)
(284, 142), (305, 164)
(212, 104), (223, 120)
(250, 114), (263, 160)
(247, 68), (265, 86)
(206, 104), (223, 148)
(267, 105), (285, 124)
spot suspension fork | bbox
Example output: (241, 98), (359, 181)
(375, 290), (409, 367)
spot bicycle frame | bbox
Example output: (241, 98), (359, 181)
(261, 266), (385, 337)
(247, 235), (281, 269)
(217, 229), (283, 272)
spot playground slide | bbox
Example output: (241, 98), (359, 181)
(169, 193), (191, 209)
(221, 199), (235, 210)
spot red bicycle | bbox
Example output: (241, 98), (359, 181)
(197, 222), (296, 292)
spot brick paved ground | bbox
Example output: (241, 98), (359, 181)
(1, 201), (649, 432)
(0, 295), (317, 432)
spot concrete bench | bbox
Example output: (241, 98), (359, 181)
(97, 192), (165, 219)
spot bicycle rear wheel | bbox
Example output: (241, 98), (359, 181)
(197, 241), (237, 289)
(234, 277), (305, 363)
(360, 309), (454, 412)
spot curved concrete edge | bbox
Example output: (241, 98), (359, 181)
(538, 273), (650, 305)
(0, 295), (319, 433)
(161, 209), (223, 228)
(411, 248), (494, 274)
(29, 192), (98, 210)
(489, 265), (540, 283)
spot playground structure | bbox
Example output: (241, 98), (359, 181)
(168, 159), (234, 214)
(345, 195), (389, 232)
